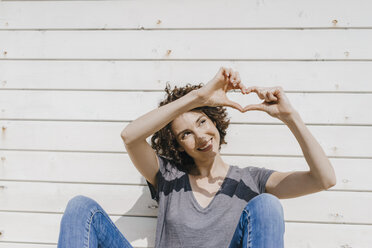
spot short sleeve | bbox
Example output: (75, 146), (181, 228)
(146, 154), (166, 202)
(146, 154), (163, 202)
(248, 166), (276, 194)
(146, 176), (160, 202)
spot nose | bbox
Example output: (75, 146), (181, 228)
(195, 130), (208, 145)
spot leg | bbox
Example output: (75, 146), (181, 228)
(228, 193), (285, 248)
(58, 195), (133, 248)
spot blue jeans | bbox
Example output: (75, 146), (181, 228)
(58, 193), (284, 248)
(228, 193), (285, 248)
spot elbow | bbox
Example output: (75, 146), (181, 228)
(320, 163), (337, 190)
(120, 129), (131, 145)
(121, 128), (140, 146)
(324, 167), (337, 190)
(323, 177), (337, 190)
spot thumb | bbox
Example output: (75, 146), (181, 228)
(243, 103), (266, 112)
(225, 100), (244, 112)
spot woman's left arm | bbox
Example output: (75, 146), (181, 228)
(243, 86), (337, 199)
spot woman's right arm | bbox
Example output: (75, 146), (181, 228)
(120, 67), (246, 188)
(121, 90), (202, 188)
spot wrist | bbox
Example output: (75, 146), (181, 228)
(187, 89), (206, 109)
(281, 110), (301, 126)
(193, 88), (209, 107)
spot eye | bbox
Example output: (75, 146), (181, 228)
(200, 119), (206, 125)
(181, 131), (191, 139)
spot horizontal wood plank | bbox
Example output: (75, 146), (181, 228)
(0, 121), (370, 157)
(1, 61), (371, 92)
(0, 0), (371, 29)
(0, 182), (158, 217)
(1, 30), (372, 60)
(0, 91), (368, 125)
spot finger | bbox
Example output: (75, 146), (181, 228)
(230, 72), (237, 87)
(224, 67), (229, 77)
(239, 82), (248, 94)
(223, 68), (233, 83)
(225, 100), (244, 112)
(227, 68), (234, 80)
(235, 72), (241, 85)
(241, 86), (249, 94)
(255, 89), (266, 100)
(222, 67), (229, 78)
(243, 103), (266, 112)
(265, 91), (277, 102)
(230, 71), (238, 87)
(245, 86), (263, 98)
(245, 86), (258, 93)
(273, 87), (282, 97)
(236, 82), (248, 94)
(261, 91), (270, 102)
(234, 72), (247, 94)
(229, 70), (242, 90)
(247, 86), (260, 95)
(267, 91), (278, 101)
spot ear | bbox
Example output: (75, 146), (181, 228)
(213, 120), (217, 126)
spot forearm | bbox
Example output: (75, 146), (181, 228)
(121, 90), (201, 145)
(282, 111), (337, 188)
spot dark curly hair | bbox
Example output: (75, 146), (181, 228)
(151, 83), (231, 173)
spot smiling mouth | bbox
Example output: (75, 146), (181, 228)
(197, 138), (213, 152)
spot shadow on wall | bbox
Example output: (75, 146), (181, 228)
(115, 179), (157, 247)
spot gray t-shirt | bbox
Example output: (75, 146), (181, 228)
(146, 155), (276, 248)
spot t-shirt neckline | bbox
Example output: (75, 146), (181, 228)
(186, 164), (233, 213)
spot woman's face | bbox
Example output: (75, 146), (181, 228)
(171, 110), (221, 161)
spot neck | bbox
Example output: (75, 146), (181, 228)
(190, 153), (229, 178)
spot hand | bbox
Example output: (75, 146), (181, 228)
(197, 67), (248, 112)
(243, 86), (296, 122)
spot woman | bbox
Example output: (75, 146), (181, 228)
(58, 67), (337, 247)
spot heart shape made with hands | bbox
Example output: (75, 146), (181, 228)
(226, 85), (281, 113)
(216, 67), (286, 115)
(225, 84), (296, 122)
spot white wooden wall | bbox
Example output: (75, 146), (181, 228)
(0, 0), (371, 247)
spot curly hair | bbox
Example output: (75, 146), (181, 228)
(150, 83), (231, 173)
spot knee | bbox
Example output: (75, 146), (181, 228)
(247, 193), (284, 221)
(63, 195), (100, 217)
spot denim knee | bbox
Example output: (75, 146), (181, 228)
(63, 195), (101, 217)
(245, 193), (284, 222)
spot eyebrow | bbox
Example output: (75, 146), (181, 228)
(176, 115), (204, 139)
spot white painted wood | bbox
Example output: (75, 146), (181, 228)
(0, 182), (158, 217)
(284, 222), (372, 248)
(1, 30), (372, 60)
(0, 90), (368, 125)
(0, 181), (371, 225)
(0, 0), (371, 246)
(1, 61), (371, 92)
(0, 0), (371, 29)
(0, 151), (369, 191)
(0, 151), (147, 185)
(1, 212), (372, 248)
(0, 121), (370, 157)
